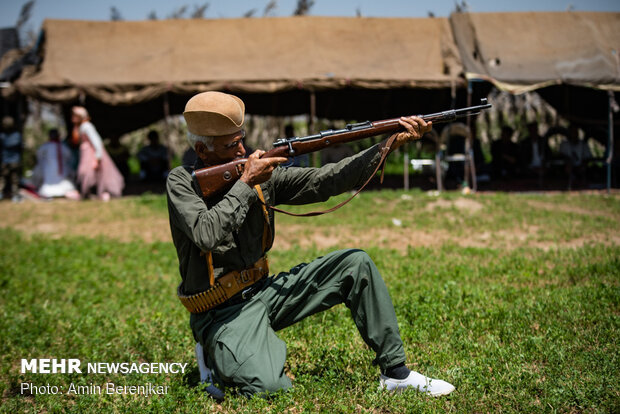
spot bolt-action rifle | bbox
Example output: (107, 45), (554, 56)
(192, 99), (492, 199)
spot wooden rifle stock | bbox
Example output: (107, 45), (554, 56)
(192, 99), (491, 198)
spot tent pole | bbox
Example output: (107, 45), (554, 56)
(607, 91), (615, 194)
(403, 152), (409, 191)
(308, 90), (318, 167)
(309, 90), (316, 133)
(163, 91), (172, 157)
(465, 80), (477, 192)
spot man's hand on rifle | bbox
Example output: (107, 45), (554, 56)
(240, 150), (288, 187)
(386, 116), (432, 153)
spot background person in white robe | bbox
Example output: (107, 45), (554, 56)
(32, 129), (80, 200)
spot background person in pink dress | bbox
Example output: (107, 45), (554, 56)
(71, 106), (124, 201)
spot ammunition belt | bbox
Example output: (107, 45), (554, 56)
(177, 256), (269, 314)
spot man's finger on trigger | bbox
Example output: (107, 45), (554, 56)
(271, 157), (288, 165)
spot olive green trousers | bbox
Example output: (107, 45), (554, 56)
(190, 249), (406, 397)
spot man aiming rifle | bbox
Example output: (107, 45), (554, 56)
(166, 91), (459, 398)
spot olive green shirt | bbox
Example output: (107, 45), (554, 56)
(166, 144), (385, 295)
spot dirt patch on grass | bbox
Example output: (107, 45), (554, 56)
(0, 198), (171, 244)
(0, 196), (617, 252)
(425, 197), (484, 214)
(274, 224), (450, 251)
(525, 199), (617, 219)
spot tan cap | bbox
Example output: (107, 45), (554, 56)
(183, 91), (245, 136)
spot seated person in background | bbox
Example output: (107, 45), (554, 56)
(519, 121), (551, 179)
(107, 135), (131, 180)
(559, 124), (592, 187)
(491, 126), (519, 179)
(138, 130), (170, 182)
(32, 129), (80, 200)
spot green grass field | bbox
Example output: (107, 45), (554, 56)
(1, 191), (619, 413)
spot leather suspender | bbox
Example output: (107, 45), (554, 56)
(178, 184), (272, 313)
(201, 184), (271, 284)
(254, 184), (273, 252)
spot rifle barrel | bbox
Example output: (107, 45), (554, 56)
(193, 99), (492, 198)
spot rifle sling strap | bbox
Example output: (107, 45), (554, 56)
(265, 135), (398, 217)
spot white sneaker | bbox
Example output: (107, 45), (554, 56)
(379, 370), (455, 397)
(195, 342), (225, 401)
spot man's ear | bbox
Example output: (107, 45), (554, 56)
(194, 141), (210, 159)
